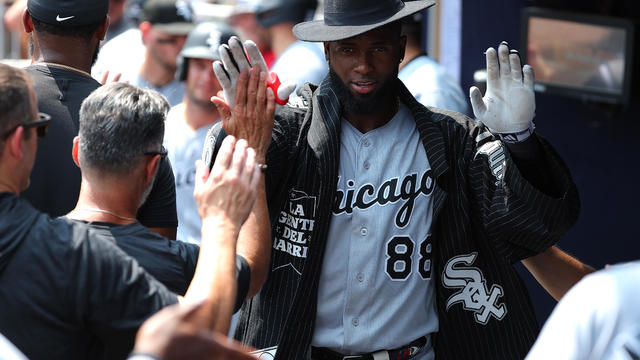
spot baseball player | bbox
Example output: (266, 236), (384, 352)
(205, 0), (580, 358)
(164, 21), (236, 245)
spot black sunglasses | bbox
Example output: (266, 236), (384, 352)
(144, 145), (168, 158)
(1, 113), (51, 140)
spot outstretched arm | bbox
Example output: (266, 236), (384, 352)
(184, 136), (261, 334)
(210, 38), (288, 299)
(522, 245), (595, 301)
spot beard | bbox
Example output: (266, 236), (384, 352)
(326, 67), (399, 115)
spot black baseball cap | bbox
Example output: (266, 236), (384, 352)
(140, 0), (195, 35)
(27, 0), (108, 27)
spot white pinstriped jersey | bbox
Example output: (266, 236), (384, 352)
(312, 105), (437, 357)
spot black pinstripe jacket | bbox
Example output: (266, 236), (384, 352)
(209, 78), (580, 359)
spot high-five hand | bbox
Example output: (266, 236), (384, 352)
(470, 41), (535, 134)
(212, 37), (295, 109)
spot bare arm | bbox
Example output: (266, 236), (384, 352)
(521, 245), (596, 301)
(212, 65), (276, 299)
(183, 136), (261, 334)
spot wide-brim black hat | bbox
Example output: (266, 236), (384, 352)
(293, 0), (435, 42)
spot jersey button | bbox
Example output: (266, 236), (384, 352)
(352, 318), (359, 327)
(360, 227), (368, 236)
(356, 273), (365, 282)
(363, 161), (370, 170)
(363, 139), (371, 147)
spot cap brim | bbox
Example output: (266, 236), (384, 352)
(153, 22), (195, 35)
(180, 46), (220, 61)
(293, 0), (435, 42)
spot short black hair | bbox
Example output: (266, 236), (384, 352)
(30, 14), (103, 41)
(78, 83), (170, 174)
(0, 64), (36, 156)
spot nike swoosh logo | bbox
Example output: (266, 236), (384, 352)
(56, 15), (75, 22)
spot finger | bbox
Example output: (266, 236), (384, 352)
(112, 72), (122, 83)
(485, 47), (499, 88)
(244, 147), (257, 181)
(211, 96), (232, 125)
(213, 61), (232, 90)
(523, 64), (535, 90)
(277, 80), (297, 102)
(220, 44), (240, 79)
(245, 40), (268, 72)
(509, 50), (523, 83)
(212, 135), (237, 179)
(100, 70), (109, 85)
(229, 36), (251, 72)
(231, 139), (249, 177)
(256, 71), (267, 110)
(266, 85), (276, 122)
(235, 68), (249, 110)
(498, 41), (510, 76)
(246, 67), (260, 110)
(469, 86), (486, 118)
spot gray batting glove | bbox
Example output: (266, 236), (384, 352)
(470, 41), (535, 134)
(213, 36), (296, 108)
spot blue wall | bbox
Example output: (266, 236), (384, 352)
(459, 0), (640, 324)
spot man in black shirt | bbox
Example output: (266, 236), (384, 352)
(66, 82), (268, 309)
(0, 64), (264, 359)
(21, 0), (178, 239)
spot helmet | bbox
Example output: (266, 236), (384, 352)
(255, 0), (317, 28)
(176, 21), (237, 81)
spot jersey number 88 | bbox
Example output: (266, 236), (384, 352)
(386, 235), (432, 280)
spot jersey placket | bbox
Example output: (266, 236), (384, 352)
(343, 131), (377, 348)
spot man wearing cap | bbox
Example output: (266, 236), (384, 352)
(21, 0), (179, 239)
(92, 0), (194, 106)
(206, 0), (581, 358)
(255, 0), (326, 96)
(0, 63), (265, 360)
(163, 22), (237, 245)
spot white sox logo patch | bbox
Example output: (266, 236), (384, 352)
(442, 252), (507, 325)
(475, 140), (506, 185)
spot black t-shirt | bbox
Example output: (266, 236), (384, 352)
(0, 193), (178, 360)
(77, 220), (200, 295)
(71, 220), (252, 311)
(22, 65), (178, 228)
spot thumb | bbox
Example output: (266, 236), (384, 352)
(211, 95), (232, 123)
(277, 80), (297, 102)
(469, 86), (486, 118)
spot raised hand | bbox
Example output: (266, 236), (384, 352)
(212, 37), (295, 109)
(470, 41), (535, 134)
(194, 136), (261, 229)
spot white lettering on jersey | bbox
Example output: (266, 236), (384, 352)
(442, 252), (507, 325)
(272, 189), (316, 260)
(333, 170), (434, 228)
(475, 140), (506, 185)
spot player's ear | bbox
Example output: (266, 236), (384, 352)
(144, 155), (160, 186)
(399, 35), (407, 63)
(324, 42), (330, 63)
(71, 137), (80, 167)
(22, 8), (33, 34)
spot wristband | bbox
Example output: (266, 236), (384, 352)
(267, 72), (289, 106)
(497, 122), (535, 144)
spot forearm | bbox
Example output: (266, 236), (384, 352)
(184, 217), (239, 334)
(521, 245), (595, 301)
(236, 171), (271, 298)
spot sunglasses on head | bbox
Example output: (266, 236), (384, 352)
(1, 113), (51, 140)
